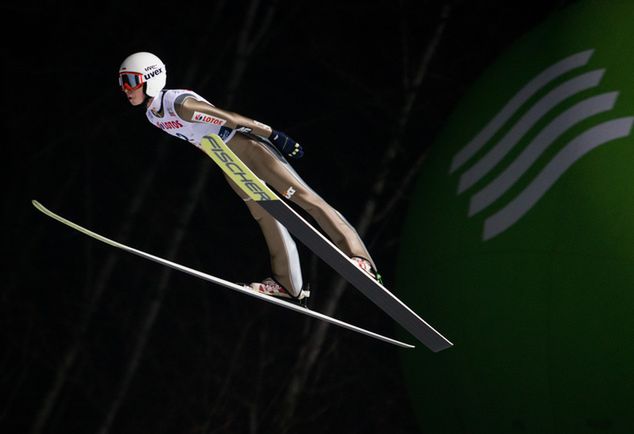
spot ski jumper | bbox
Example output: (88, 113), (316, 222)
(146, 89), (375, 297)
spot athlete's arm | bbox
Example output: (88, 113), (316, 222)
(176, 96), (271, 136)
(176, 96), (303, 158)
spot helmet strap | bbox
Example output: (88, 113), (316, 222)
(138, 83), (151, 108)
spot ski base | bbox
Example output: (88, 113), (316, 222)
(32, 200), (414, 349)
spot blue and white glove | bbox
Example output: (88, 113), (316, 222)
(269, 130), (304, 159)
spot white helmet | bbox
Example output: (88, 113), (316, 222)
(118, 52), (166, 97)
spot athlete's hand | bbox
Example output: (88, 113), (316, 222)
(269, 130), (304, 159)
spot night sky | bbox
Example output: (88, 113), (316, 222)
(4, 1), (572, 433)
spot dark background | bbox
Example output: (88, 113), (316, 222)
(4, 1), (573, 433)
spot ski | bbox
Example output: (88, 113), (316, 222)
(32, 200), (414, 349)
(200, 134), (453, 352)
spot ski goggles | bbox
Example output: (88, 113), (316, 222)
(118, 72), (144, 91)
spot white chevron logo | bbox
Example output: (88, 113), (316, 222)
(449, 49), (634, 241)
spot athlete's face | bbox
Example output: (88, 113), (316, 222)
(123, 87), (146, 106)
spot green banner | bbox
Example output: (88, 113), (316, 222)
(398, 1), (634, 432)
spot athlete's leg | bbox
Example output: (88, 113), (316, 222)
(227, 134), (376, 270)
(223, 174), (304, 297)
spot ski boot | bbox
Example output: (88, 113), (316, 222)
(247, 278), (311, 307)
(351, 257), (383, 284)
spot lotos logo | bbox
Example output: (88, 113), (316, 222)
(192, 111), (226, 126)
(156, 120), (183, 130)
(449, 49), (634, 240)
